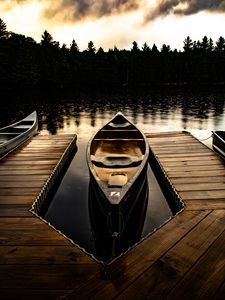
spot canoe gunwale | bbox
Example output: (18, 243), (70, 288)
(0, 111), (38, 157)
(86, 112), (149, 206)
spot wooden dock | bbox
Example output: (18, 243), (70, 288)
(0, 131), (225, 299)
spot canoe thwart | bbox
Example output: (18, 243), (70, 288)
(91, 155), (143, 168)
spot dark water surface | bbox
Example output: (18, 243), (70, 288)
(1, 86), (225, 262)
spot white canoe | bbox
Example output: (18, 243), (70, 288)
(0, 111), (38, 157)
(87, 112), (149, 237)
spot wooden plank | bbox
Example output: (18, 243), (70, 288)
(0, 188), (40, 196)
(0, 165), (56, 170)
(1, 160), (58, 166)
(66, 210), (210, 300)
(0, 289), (73, 300)
(150, 142), (201, 148)
(0, 245), (95, 264)
(161, 160), (222, 167)
(167, 170), (225, 177)
(0, 181), (45, 188)
(155, 149), (211, 155)
(152, 147), (209, 154)
(180, 190), (225, 200)
(20, 145), (71, 149)
(0, 175), (49, 182)
(114, 210), (225, 300)
(4, 155), (62, 160)
(150, 142), (203, 149)
(155, 152), (215, 158)
(146, 131), (187, 137)
(158, 155), (220, 162)
(0, 264), (98, 289)
(3, 157), (61, 164)
(0, 204), (32, 217)
(171, 176), (225, 184)
(175, 182), (225, 191)
(0, 170), (52, 175)
(185, 200), (225, 210)
(19, 148), (70, 153)
(164, 165), (225, 171)
(0, 195), (34, 205)
(0, 217), (71, 246)
(146, 134), (194, 141)
(30, 135), (74, 140)
(166, 229), (225, 300)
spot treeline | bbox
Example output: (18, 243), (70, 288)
(0, 18), (225, 89)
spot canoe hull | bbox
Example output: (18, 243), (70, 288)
(0, 111), (38, 157)
(89, 170), (149, 262)
(87, 112), (149, 238)
(212, 131), (225, 159)
(89, 163), (148, 235)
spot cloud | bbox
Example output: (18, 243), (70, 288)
(146, 0), (225, 21)
(1, 1), (225, 23)
(43, 0), (142, 22)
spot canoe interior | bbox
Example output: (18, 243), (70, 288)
(91, 137), (146, 186)
(214, 131), (225, 140)
(0, 112), (38, 156)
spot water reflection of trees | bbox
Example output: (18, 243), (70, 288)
(0, 87), (224, 134)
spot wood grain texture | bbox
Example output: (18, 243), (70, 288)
(147, 131), (225, 210)
(0, 131), (224, 299)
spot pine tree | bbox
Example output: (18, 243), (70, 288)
(215, 36), (225, 52)
(70, 39), (79, 53)
(0, 18), (8, 38)
(87, 41), (96, 53)
(183, 36), (193, 52)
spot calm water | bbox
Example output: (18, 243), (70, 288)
(1, 86), (225, 262)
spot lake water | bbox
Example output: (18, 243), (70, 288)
(1, 86), (225, 263)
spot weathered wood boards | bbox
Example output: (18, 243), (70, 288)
(147, 131), (225, 211)
(0, 131), (224, 300)
(0, 134), (100, 298)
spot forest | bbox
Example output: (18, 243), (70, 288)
(0, 18), (225, 90)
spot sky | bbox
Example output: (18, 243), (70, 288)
(0, 0), (225, 50)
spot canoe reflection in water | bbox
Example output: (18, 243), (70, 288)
(88, 174), (149, 263)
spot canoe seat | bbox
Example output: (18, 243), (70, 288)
(108, 173), (128, 187)
(91, 155), (142, 168)
(108, 122), (131, 128)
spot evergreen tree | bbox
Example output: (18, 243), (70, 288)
(0, 18), (8, 38)
(70, 39), (79, 53)
(41, 30), (59, 48)
(151, 43), (159, 53)
(161, 44), (171, 53)
(201, 36), (209, 52)
(1, 18), (225, 88)
(97, 47), (104, 54)
(208, 38), (214, 52)
(87, 41), (96, 53)
(183, 36), (193, 52)
(131, 41), (139, 52)
(215, 36), (225, 52)
(142, 42), (151, 52)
